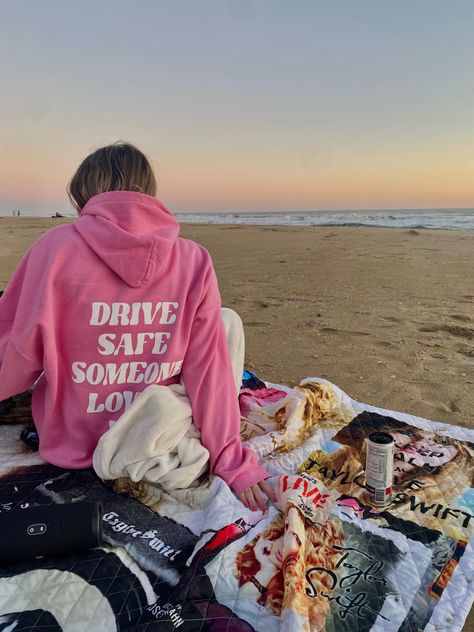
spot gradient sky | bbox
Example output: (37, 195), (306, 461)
(0, 0), (473, 214)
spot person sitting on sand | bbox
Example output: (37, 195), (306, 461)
(0, 142), (275, 510)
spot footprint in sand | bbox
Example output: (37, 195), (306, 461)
(245, 321), (269, 327)
(438, 400), (460, 415)
(456, 344), (474, 358)
(320, 327), (370, 336)
(250, 299), (284, 309)
(419, 324), (474, 340)
(450, 314), (472, 323)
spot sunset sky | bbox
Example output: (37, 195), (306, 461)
(0, 0), (473, 214)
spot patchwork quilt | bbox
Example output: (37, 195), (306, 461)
(0, 376), (473, 631)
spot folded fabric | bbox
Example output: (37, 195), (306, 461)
(239, 386), (289, 419)
(242, 379), (356, 459)
(93, 384), (209, 491)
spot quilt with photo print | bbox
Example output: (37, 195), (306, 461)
(0, 373), (473, 631)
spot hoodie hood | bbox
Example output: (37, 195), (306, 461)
(74, 191), (180, 287)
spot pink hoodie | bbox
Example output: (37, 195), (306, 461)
(0, 191), (269, 495)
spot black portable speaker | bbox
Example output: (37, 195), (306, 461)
(0, 502), (103, 563)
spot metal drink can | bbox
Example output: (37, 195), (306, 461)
(365, 431), (394, 506)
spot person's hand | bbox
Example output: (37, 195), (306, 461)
(238, 479), (278, 511)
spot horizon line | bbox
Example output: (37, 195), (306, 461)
(1, 205), (474, 217)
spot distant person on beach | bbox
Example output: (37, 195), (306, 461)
(0, 142), (274, 510)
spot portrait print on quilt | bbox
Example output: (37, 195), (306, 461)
(234, 376), (474, 631)
(195, 493), (438, 631)
(300, 411), (474, 541)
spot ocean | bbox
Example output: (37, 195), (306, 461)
(175, 209), (474, 231)
(3, 208), (474, 231)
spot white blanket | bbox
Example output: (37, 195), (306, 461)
(93, 307), (244, 492)
(93, 383), (209, 490)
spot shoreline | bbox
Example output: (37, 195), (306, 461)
(2, 208), (474, 232)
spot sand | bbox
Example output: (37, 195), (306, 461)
(183, 223), (474, 430)
(1, 216), (474, 629)
(1, 217), (473, 427)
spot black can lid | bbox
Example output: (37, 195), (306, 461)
(368, 431), (394, 445)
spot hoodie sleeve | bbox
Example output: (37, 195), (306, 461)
(0, 251), (44, 401)
(181, 259), (270, 496)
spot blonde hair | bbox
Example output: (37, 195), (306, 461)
(67, 142), (157, 213)
(235, 512), (345, 623)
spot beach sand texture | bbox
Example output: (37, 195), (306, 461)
(1, 217), (473, 629)
(1, 218), (472, 428)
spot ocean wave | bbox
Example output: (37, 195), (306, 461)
(175, 210), (474, 231)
